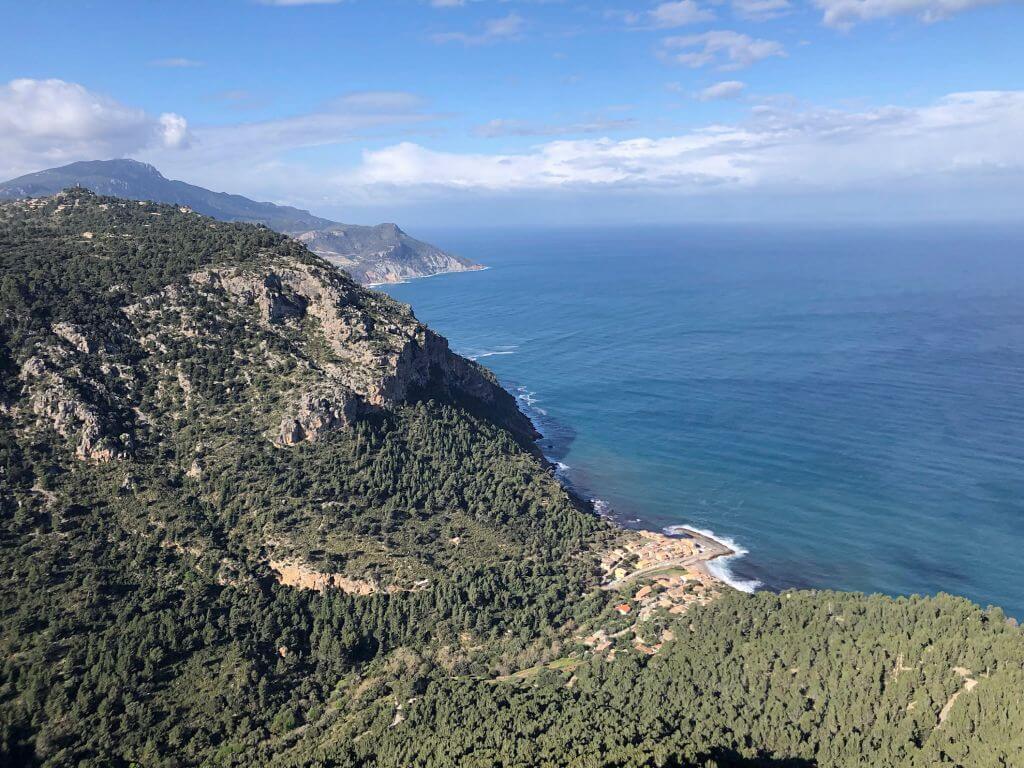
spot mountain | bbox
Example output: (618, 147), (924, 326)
(292, 224), (477, 285)
(0, 159), (481, 284)
(1, 190), (1022, 768)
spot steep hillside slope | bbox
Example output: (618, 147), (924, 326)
(0, 190), (614, 766)
(0, 160), (480, 284)
(0, 191), (1021, 768)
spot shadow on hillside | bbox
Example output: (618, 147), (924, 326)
(691, 748), (817, 767)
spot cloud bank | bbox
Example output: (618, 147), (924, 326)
(660, 31), (787, 70)
(814, 0), (1004, 27)
(0, 79), (189, 178)
(1, 78), (1020, 223)
(350, 91), (1024, 196)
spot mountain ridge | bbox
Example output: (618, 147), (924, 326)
(0, 159), (481, 284)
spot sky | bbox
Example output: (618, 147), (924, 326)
(0, 0), (1022, 227)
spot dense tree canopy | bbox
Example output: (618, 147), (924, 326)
(0, 191), (1020, 768)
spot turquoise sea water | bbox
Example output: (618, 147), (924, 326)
(379, 225), (1024, 618)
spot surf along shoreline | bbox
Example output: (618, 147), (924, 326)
(373, 268), (758, 598)
(512, 380), (758, 597)
(507, 384), (760, 596)
(531, 412), (756, 596)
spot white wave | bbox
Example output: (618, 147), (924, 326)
(467, 345), (518, 361)
(592, 498), (613, 517)
(664, 524), (763, 594)
(516, 387), (539, 406)
(550, 461), (572, 483)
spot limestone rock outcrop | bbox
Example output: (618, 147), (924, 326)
(269, 559), (379, 595)
(193, 261), (537, 443)
(275, 390), (362, 445)
(18, 354), (132, 462)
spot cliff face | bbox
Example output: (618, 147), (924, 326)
(4, 191), (533, 468)
(0, 189), (595, 592)
(175, 260), (535, 441)
(0, 159), (482, 284)
(0, 188), (619, 768)
(294, 224), (482, 285)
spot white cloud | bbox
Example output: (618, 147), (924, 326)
(0, 79), (189, 177)
(814, 0), (1004, 26)
(619, 1), (714, 28)
(732, 0), (793, 20)
(345, 91), (1024, 197)
(475, 117), (637, 137)
(149, 57), (204, 68)
(167, 95), (434, 167)
(697, 80), (746, 100)
(158, 113), (191, 148)
(136, 89), (442, 199)
(660, 30), (786, 69)
(330, 91), (426, 112)
(432, 13), (525, 44)
(647, 1), (716, 27)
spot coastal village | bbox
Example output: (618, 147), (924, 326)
(265, 525), (735, 664)
(581, 528), (730, 659)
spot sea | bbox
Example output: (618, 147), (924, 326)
(378, 224), (1024, 619)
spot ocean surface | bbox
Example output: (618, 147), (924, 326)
(378, 224), (1024, 618)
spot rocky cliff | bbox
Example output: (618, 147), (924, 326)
(0, 186), (621, 766)
(294, 224), (481, 285)
(3, 190), (533, 470)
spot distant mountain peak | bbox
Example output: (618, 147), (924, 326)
(58, 158), (165, 178)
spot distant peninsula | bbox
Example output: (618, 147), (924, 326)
(0, 158), (481, 285)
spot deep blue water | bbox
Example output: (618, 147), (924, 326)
(379, 225), (1024, 618)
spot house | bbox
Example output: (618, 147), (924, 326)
(635, 585), (653, 600)
(615, 603), (632, 615)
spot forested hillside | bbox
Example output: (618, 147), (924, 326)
(337, 591), (1024, 768)
(0, 191), (1021, 768)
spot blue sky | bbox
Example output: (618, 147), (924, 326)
(1, 0), (1022, 226)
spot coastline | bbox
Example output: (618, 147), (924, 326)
(665, 525), (763, 593)
(377, 274), (760, 601)
(522, 385), (758, 597)
(663, 526), (737, 581)
(366, 264), (488, 288)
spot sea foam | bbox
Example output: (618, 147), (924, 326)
(664, 525), (763, 594)
(468, 347), (518, 361)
